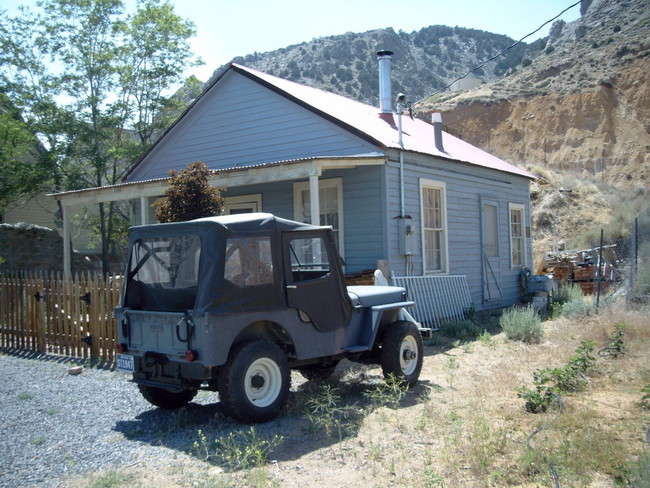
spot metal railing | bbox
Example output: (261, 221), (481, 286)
(391, 274), (473, 330)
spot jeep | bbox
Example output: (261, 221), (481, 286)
(115, 213), (427, 423)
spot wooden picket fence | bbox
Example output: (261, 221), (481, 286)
(0, 271), (122, 363)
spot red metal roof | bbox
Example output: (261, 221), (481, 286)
(233, 63), (534, 179)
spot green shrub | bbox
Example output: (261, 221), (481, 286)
(500, 306), (543, 344)
(550, 284), (584, 307)
(440, 319), (481, 340)
(561, 298), (594, 319)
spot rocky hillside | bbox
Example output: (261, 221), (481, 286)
(211, 26), (544, 106)
(419, 0), (649, 187)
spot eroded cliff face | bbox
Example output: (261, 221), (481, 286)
(418, 0), (649, 187)
(439, 58), (649, 185)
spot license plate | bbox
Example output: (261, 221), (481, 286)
(116, 353), (134, 373)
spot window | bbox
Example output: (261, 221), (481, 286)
(482, 202), (499, 258)
(287, 237), (331, 282)
(293, 178), (344, 253)
(125, 234), (201, 311)
(420, 179), (448, 274)
(224, 237), (273, 286)
(509, 203), (526, 268)
(224, 194), (262, 215)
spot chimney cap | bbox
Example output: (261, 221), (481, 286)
(376, 50), (394, 57)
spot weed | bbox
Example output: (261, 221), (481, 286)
(215, 427), (284, 472)
(29, 435), (46, 446)
(500, 306), (543, 344)
(17, 391), (35, 400)
(362, 374), (408, 409)
(439, 319), (481, 340)
(445, 356), (459, 390)
(550, 284), (583, 307)
(598, 323), (627, 358)
(85, 469), (136, 488)
(192, 427), (284, 471)
(303, 383), (360, 440)
(641, 385), (650, 410)
(517, 341), (596, 413)
(478, 329), (493, 346)
(561, 298), (595, 319)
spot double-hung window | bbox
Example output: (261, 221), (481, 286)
(293, 178), (344, 254)
(420, 179), (448, 274)
(508, 203), (527, 268)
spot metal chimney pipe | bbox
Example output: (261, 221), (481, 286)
(432, 112), (445, 152)
(376, 50), (393, 113)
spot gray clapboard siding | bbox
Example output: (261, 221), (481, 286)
(383, 154), (531, 310)
(128, 72), (379, 182)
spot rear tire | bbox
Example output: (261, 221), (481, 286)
(138, 384), (197, 409)
(218, 340), (290, 423)
(380, 321), (423, 386)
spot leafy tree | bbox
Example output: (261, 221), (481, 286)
(153, 162), (225, 223)
(0, 92), (47, 212)
(0, 0), (200, 273)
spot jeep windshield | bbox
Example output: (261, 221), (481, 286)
(124, 234), (201, 312)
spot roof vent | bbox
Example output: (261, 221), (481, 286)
(376, 50), (393, 113)
(432, 112), (445, 152)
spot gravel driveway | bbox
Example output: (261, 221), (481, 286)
(0, 352), (224, 488)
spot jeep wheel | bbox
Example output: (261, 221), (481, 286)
(138, 384), (198, 409)
(218, 340), (290, 423)
(380, 321), (423, 386)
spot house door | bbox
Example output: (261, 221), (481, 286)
(282, 232), (351, 332)
(481, 200), (503, 302)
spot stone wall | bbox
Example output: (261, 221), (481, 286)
(0, 222), (93, 272)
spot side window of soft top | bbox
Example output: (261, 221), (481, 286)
(224, 236), (274, 287)
(287, 236), (331, 283)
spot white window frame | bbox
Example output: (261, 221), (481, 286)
(223, 194), (262, 215)
(420, 178), (449, 274)
(508, 203), (527, 268)
(293, 178), (344, 255)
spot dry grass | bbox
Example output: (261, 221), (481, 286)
(68, 299), (649, 488)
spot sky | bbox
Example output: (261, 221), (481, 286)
(2, 0), (582, 82)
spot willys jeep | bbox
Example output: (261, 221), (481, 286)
(115, 213), (427, 423)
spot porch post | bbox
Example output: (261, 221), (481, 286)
(62, 204), (71, 278)
(309, 175), (320, 226)
(140, 196), (148, 225)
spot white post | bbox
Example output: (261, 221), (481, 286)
(309, 175), (320, 226)
(140, 196), (148, 225)
(62, 204), (71, 278)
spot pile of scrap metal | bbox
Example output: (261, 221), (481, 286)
(540, 245), (620, 294)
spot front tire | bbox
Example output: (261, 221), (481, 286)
(380, 321), (423, 386)
(138, 384), (198, 409)
(218, 340), (290, 423)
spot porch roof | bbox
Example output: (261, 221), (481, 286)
(49, 155), (385, 206)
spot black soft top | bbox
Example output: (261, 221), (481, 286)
(125, 213), (333, 315)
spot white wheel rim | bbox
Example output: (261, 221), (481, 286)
(400, 335), (419, 376)
(244, 357), (282, 407)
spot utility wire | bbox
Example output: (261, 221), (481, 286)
(423, 1), (581, 99)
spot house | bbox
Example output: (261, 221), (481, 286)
(52, 50), (534, 313)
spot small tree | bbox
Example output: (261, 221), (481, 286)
(153, 161), (225, 223)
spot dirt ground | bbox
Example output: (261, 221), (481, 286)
(69, 301), (649, 488)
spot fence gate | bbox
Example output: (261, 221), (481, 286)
(0, 271), (122, 363)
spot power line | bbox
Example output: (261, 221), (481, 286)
(422, 1), (582, 99)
